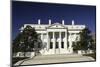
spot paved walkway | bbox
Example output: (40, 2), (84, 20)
(15, 54), (95, 66)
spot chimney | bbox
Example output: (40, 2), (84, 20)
(62, 20), (64, 25)
(38, 19), (41, 25)
(72, 20), (75, 25)
(49, 19), (51, 25)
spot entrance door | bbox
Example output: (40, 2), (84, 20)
(55, 42), (60, 54)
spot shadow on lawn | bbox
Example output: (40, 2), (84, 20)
(83, 53), (96, 60)
(12, 57), (29, 65)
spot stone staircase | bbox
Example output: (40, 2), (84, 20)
(33, 54), (82, 60)
(15, 54), (95, 66)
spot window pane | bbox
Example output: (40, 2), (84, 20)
(56, 42), (59, 48)
(50, 42), (53, 49)
(61, 42), (64, 48)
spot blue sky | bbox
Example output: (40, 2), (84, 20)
(12, 1), (96, 39)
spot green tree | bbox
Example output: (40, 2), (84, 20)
(73, 41), (80, 51)
(79, 28), (93, 50)
(72, 28), (94, 51)
(13, 25), (43, 56)
(89, 34), (96, 52)
(13, 33), (23, 53)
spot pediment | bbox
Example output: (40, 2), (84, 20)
(47, 23), (66, 29)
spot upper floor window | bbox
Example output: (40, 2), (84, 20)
(49, 32), (53, 39)
(61, 32), (65, 39)
(55, 32), (59, 39)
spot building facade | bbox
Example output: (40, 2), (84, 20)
(20, 19), (86, 55)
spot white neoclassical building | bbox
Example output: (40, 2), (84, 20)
(20, 19), (86, 55)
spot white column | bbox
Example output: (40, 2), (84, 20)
(69, 41), (72, 48)
(69, 41), (73, 53)
(58, 32), (61, 54)
(69, 33), (72, 48)
(64, 31), (67, 49)
(68, 34), (73, 53)
(47, 32), (49, 50)
(41, 33), (43, 41)
(59, 32), (61, 49)
(53, 32), (55, 53)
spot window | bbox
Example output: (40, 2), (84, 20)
(61, 42), (64, 48)
(50, 42), (53, 49)
(55, 32), (59, 39)
(61, 32), (65, 39)
(56, 42), (59, 48)
(67, 41), (69, 48)
(49, 32), (53, 39)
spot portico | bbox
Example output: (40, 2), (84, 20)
(46, 28), (68, 54)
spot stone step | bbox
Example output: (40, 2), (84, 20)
(15, 55), (95, 66)
(32, 54), (82, 60)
